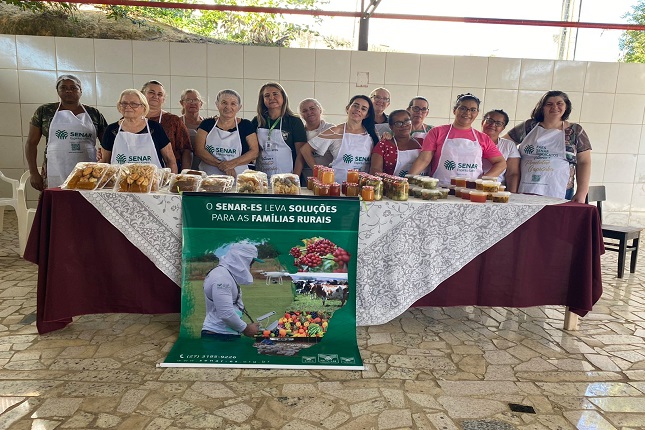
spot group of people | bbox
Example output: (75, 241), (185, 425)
(26, 75), (591, 203)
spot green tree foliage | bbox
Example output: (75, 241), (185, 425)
(101, 0), (322, 46)
(1, 0), (76, 15)
(256, 242), (279, 259)
(620, 1), (645, 62)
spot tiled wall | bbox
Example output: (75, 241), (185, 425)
(1, 35), (645, 225)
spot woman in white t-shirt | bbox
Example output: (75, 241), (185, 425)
(298, 98), (334, 180)
(480, 109), (520, 190)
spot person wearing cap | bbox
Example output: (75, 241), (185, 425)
(141, 80), (193, 171)
(25, 74), (108, 190)
(202, 243), (263, 340)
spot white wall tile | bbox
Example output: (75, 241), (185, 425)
(133, 41), (170, 76)
(0, 69), (20, 103)
(57, 71), (97, 106)
(418, 86), (453, 120)
(418, 55), (453, 87)
(604, 182), (634, 212)
(20, 104), (40, 138)
(170, 42), (207, 77)
(579, 122), (610, 154)
(242, 79), (268, 116)
(314, 49), (351, 83)
(17, 70), (57, 104)
(280, 48), (315, 82)
(552, 61), (586, 93)
(519, 59), (554, 91)
(0, 137), (25, 168)
(604, 154), (638, 183)
(168, 77), (208, 108)
(350, 51), (385, 86)
(384, 52), (420, 86)
(243, 46), (279, 81)
(209, 77), (245, 111)
(590, 153), (605, 184)
(612, 94), (645, 125)
(566, 91), (583, 123)
(514, 90), (545, 121)
(281, 81), (315, 113)
(97, 106), (121, 125)
(635, 155), (645, 184)
(607, 124), (641, 155)
(481, 89), (518, 121)
(381, 84), (418, 112)
(16, 35), (55, 70)
(579, 93), (614, 124)
(314, 82), (350, 117)
(616, 62), (645, 95)
(0, 35), (17, 69)
(325, 114), (346, 126)
(0, 103), (21, 136)
(452, 57), (488, 89)
(56, 37), (95, 72)
(133, 74), (170, 94)
(95, 73), (134, 106)
(94, 39), (132, 74)
(486, 57), (521, 89)
(584, 62), (618, 93)
(208, 45), (243, 78)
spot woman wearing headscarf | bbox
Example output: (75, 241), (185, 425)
(25, 74), (108, 190)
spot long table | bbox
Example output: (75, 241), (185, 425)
(24, 189), (604, 334)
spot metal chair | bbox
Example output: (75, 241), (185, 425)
(587, 186), (642, 278)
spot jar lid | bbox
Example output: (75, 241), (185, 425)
(492, 191), (511, 196)
(469, 190), (487, 196)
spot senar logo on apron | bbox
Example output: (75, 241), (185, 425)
(393, 137), (421, 177)
(111, 119), (162, 168)
(433, 125), (483, 185)
(200, 118), (246, 177)
(330, 124), (373, 183)
(46, 103), (97, 188)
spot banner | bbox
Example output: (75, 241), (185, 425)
(161, 193), (363, 369)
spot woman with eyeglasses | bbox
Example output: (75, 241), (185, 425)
(296, 95), (379, 183)
(409, 93), (506, 184)
(298, 98), (335, 180)
(179, 89), (205, 170)
(480, 109), (520, 190)
(407, 97), (433, 140)
(25, 74), (108, 190)
(141, 80), (192, 171)
(370, 110), (422, 177)
(100, 89), (178, 173)
(194, 89), (259, 177)
(370, 87), (392, 138)
(504, 90), (591, 202)
(252, 82), (307, 180)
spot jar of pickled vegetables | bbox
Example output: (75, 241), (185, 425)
(391, 179), (409, 201)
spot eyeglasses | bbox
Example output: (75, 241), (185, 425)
(484, 117), (505, 128)
(58, 85), (80, 92)
(119, 102), (143, 108)
(393, 119), (412, 127)
(457, 106), (478, 113)
(371, 95), (390, 102)
(182, 98), (202, 104)
(409, 106), (428, 113)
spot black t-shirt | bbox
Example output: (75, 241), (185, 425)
(198, 118), (256, 154)
(101, 120), (171, 167)
(251, 114), (307, 164)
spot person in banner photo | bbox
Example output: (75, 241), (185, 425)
(201, 243), (264, 341)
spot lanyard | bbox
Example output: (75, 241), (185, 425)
(266, 116), (281, 143)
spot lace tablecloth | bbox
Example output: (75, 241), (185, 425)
(80, 192), (563, 326)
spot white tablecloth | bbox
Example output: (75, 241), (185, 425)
(81, 191), (564, 325)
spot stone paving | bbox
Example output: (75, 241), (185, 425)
(1, 209), (645, 429)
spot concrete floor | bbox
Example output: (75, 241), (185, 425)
(0, 209), (644, 429)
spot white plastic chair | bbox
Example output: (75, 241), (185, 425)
(0, 170), (33, 256)
(18, 171), (36, 257)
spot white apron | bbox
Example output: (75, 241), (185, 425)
(111, 119), (162, 168)
(518, 122), (569, 198)
(200, 118), (246, 176)
(256, 117), (293, 180)
(46, 104), (97, 188)
(393, 137), (421, 177)
(330, 125), (373, 183)
(433, 125), (483, 184)
(375, 122), (391, 139)
(411, 124), (428, 140)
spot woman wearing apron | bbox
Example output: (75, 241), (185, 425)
(179, 89), (205, 170)
(370, 87), (391, 139)
(194, 89), (259, 177)
(298, 98), (335, 181)
(297, 95), (379, 183)
(25, 74), (108, 190)
(505, 91), (591, 202)
(370, 110), (422, 177)
(99, 89), (178, 173)
(409, 93), (506, 184)
(408, 96), (433, 140)
(252, 82), (307, 181)
(480, 109), (520, 190)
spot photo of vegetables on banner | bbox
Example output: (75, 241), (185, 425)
(161, 193), (362, 369)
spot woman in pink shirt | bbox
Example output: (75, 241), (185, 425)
(409, 93), (506, 184)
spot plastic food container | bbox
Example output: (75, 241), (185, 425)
(115, 163), (158, 193)
(169, 174), (202, 193)
(482, 175), (498, 181)
(466, 179), (477, 189)
(492, 191), (511, 203)
(236, 170), (268, 194)
(199, 175), (234, 192)
(461, 188), (471, 200)
(271, 173), (300, 195)
(453, 177), (467, 187)
(427, 189), (442, 200)
(437, 188), (449, 199)
(454, 187), (464, 198)
(421, 177), (439, 189)
(180, 169), (207, 178)
(475, 179), (483, 190)
(481, 180), (500, 193)
(469, 190), (488, 203)
(62, 162), (111, 190)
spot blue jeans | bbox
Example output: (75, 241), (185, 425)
(565, 188), (574, 200)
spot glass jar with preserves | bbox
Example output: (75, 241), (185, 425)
(329, 182), (341, 196)
(347, 169), (360, 184)
(318, 184), (330, 196)
(366, 177), (383, 201)
(361, 185), (375, 201)
(391, 179), (409, 201)
(321, 168), (335, 185)
(307, 176), (315, 191)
